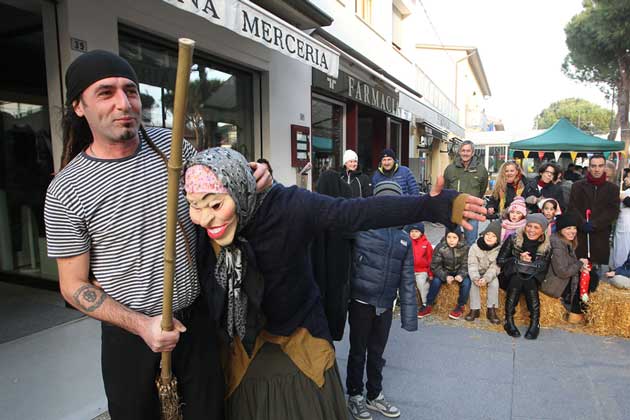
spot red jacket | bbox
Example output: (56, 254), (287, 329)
(411, 234), (433, 276)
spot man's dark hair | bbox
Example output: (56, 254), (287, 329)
(568, 163), (575, 170)
(60, 98), (92, 170)
(589, 154), (606, 165)
(538, 162), (560, 181)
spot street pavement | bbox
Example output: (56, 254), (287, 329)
(335, 319), (630, 420)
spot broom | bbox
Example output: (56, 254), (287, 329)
(156, 37), (195, 420)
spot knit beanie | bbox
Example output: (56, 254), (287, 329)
(65, 50), (139, 103)
(555, 214), (578, 232)
(481, 220), (501, 239)
(408, 223), (425, 234)
(343, 149), (358, 165)
(380, 148), (396, 160)
(444, 226), (462, 240)
(507, 196), (527, 217)
(373, 181), (402, 196)
(526, 213), (549, 231)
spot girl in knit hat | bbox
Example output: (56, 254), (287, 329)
(540, 214), (591, 324)
(500, 196), (527, 241)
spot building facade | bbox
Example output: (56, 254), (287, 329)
(0, 0), (463, 303)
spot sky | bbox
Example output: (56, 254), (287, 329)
(416, 0), (612, 131)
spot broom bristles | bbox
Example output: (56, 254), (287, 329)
(157, 376), (183, 420)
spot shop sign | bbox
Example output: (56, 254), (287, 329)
(313, 70), (400, 117)
(161, 0), (339, 77)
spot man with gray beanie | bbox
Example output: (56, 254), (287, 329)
(44, 50), (271, 419)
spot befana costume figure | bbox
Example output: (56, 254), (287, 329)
(185, 147), (486, 420)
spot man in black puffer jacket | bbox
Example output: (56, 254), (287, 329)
(346, 181), (416, 420)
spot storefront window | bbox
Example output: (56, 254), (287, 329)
(119, 30), (255, 159)
(0, 3), (56, 281)
(311, 97), (344, 189)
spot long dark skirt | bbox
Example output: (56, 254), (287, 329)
(227, 342), (348, 420)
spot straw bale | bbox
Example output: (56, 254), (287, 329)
(583, 282), (630, 339)
(416, 280), (630, 338)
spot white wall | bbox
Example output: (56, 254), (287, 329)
(265, 50), (312, 186)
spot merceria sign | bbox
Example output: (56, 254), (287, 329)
(162, 0), (339, 77)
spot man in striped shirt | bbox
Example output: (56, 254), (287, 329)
(44, 50), (270, 420)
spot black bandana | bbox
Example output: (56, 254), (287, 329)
(65, 50), (139, 103)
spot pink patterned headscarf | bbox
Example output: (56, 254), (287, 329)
(184, 164), (228, 194)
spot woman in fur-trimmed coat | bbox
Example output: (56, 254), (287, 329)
(497, 213), (552, 340)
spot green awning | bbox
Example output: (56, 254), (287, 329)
(509, 118), (623, 152)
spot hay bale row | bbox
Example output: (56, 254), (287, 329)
(417, 281), (630, 339)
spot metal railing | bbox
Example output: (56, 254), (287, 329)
(415, 65), (459, 123)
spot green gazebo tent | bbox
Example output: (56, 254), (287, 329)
(509, 118), (624, 152)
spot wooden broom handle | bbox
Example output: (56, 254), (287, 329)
(161, 38), (195, 380)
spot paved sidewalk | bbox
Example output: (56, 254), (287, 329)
(335, 319), (630, 420)
(2, 314), (629, 420)
(0, 317), (107, 420)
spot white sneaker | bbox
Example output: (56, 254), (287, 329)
(366, 392), (401, 418)
(348, 394), (372, 420)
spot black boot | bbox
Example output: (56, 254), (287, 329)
(503, 287), (521, 337)
(524, 288), (541, 340)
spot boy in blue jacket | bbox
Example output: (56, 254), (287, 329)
(346, 181), (417, 420)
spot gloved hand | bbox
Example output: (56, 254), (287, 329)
(582, 221), (594, 234)
(623, 196), (630, 208)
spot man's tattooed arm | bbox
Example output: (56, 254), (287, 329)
(72, 284), (107, 312)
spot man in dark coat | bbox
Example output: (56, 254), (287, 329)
(311, 169), (353, 340)
(568, 154), (619, 281)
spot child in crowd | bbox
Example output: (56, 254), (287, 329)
(347, 181), (416, 420)
(408, 223), (433, 309)
(501, 196), (527, 241)
(538, 198), (562, 236)
(466, 221), (502, 324)
(418, 229), (470, 320)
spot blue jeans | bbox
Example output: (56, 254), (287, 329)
(425, 276), (471, 307)
(462, 219), (479, 246)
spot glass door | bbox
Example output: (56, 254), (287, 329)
(388, 119), (402, 158)
(311, 95), (345, 190)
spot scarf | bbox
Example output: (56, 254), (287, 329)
(537, 178), (549, 188)
(184, 148), (270, 342)
(522, 236), (541, 260)
(501, 217), (526, 241)
(477, 235), (499, 251)
(586, 171), (606, 186)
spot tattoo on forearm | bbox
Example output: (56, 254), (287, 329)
(72, 284), (107, 312)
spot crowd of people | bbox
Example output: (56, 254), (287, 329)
(43, 50), (630, 420)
